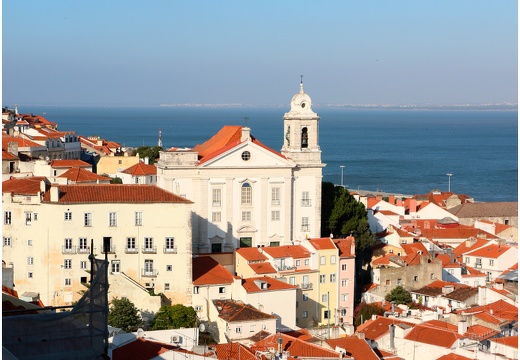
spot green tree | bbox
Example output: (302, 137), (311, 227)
(110, 176), (123, 184)
(353, 302), (385, 328)
(132, 146), (163, 164)
(385, 286), (413, 305)
(150, 304), (197, 330)
(108, 297), (142, 331)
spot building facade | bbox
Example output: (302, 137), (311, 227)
(156, 82), (324, 252)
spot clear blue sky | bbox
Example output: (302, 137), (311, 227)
(2, 1), (518, 106)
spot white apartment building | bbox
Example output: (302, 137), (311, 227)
(2, 177), (193, 308)
(156, 81), (324, 252)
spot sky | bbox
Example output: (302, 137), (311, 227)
(2, 1), (518, 106)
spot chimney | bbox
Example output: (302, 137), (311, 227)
(241, 127), (251, 142)
(442, 285), (455, 294)
(144, 157), (149, 165)
(388, 195), (395, 205)
(494, 281), (504, 291)
(458, 320), (468, 335)
(376, 194), (383, 201)
(396, 198), (403, 207)
(409, 199), (417, 215)
(50, 185), (60, 202)
(7, 142), (18, 156)
(356, 332), (365, 339)
(389, 324), (396, 349)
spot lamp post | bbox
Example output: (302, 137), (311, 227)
(340, 166), (345, 187)
(447, 173), (453, 192)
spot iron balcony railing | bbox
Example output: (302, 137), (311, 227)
(142, 246), (157, 254)
(141, 269), (158, 277)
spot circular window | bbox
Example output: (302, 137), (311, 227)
(301, 102), (306, 108)
(241, 151), (251, 161)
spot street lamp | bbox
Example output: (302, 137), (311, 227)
(340, 166), (345, 187)
(447, 173), (453, 192)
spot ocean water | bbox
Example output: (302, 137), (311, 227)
(21, 106), (518, 202)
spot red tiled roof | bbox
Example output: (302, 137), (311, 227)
(49, 159), (91, 168)
(111, 338), (178, 360)
(42, 184), (191, 204)
(215, 342), (256, 360)
(421, 226), (498, 242)
(58, 167), (112, 183)
(262, 245), (311, 259)
(193, 126), (243, 159)
(213, 299), (277, 322)
(2, 150), (18, 160)
(251, 333), (339, 358)
(307, 237), (337, 250)
(121, 162), (157, 176)
(241, 276), (297, 293)
(456, 299), (518, 323)
(325, 336), (379, 360)
(236, 247), (269, 261)
(334, 236), (355, 258)
(2, 135), (43, 149)
(356, 316), (414, 340)
(404, 323), (461, 348)
(2, 285), (18, 298)
(465, 244), (513, 259)
(192, 256), (234, 285)
(490, 335), (518, 348)
(452, 238), (491, 261)
(249, 262), (277, 275)
(464, 324), (500, 340)
(436, 353), (473, 360)
(2, 176), (46, 195)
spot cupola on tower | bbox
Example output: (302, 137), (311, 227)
(281, 79), (321, 165)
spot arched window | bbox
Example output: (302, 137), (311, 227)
(301, 127), (308, 148)
(241, 183), (252, 205)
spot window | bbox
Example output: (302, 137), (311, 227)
(194, 286), (199, 294)
(386, 279), (391, 285)
(242, 211), (251, 221)
(64, 238), (73, 252)
(301, 191), (311, 206)
(505, 219), (509, 225)
(271, 210), (280, 221)
(164, 283), (170, 291)
(135, 211), (143, 226)
(65, 278), (72, 286)
(341, 308), (347, 316)
(3, 237), (11, 246)
(84, 212), (92, 227)
(27, 257), (34, 265)
(241, 151), (251, 161)
(28, 272), (33, 279)
(111, 260), (120, 273)
(33, 213), (38, 221)
(341, 279), (347, 287)
(271, 187), (280, 205)
(322, 293), (328, 302)
(212, 212), (221, 222)
(448, 269), (454, 275)
(475, 258), (482, 267)
(303, 311), (308, 318)
(465, 257), (470, 264)
(250, 324), (256, 333)
(109, 212), (117, 226)
(144, 237), (154, 250)
(305, 259), (309, 266)
(4, 211), (11, 225)
(80, 261), (87, 269)
(289, 276), (296, 285)
(301, 217), (309, 232)
(126, 237), (136, 252)
(235, 327), (242, 334)
(144, 259), (154, 276)
(330, 255), (336, 264)
(64, 259), (72, 269)
(212, 189), (222, 207)
(219, 287), (226, 294)
(341, 264), (347, 271)
(240, 237), (252, 247)
(27, 239), (33, 246)
(489, 259), (494, 266)
(79, 238), (88, 253)
(241, 183), (252, 205)
(165, 237), (175, 252)
(330, 274), (336, 282)
(25, 212), (32, 225)
(341, 294), (348, 301)
(324, 310), (330, 319)
(413, 275), (419, 282)
(320, 275), (326, 283)
(320, 256), (326, 265)
(430, 273), (434, 280)
(166, 265), (172, 271)
(397, 278), (402, 285)
(296, 260), (301, 266)
(303, 294), (308, 301)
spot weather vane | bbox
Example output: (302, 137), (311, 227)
(300, 74), (303, 84)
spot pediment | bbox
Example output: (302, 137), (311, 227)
(237, 225), (258, 233)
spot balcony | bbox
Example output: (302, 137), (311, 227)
(101, 245), (116, 254)
(301, 225), (310, 232)
(77, 247), (90, 254)
(125, 247), (138, 254)
(301, 199), (312, 207)
(163, 246), (177, 254)
(142, 246), (157, 254)
(475, 263), (482, 269)
(62, 246), (76, 254)
(277, 265), (296, 272)
(299, 282), (313, 290)
(141, 269), (158, 277)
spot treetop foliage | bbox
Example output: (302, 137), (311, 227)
(108, 297), (142, 331)
(132, 146), (163, 164)
(150, 304), (197, 330)
(385, 286), (413, 305)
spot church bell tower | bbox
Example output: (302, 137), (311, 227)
(281, 78), (321, 165)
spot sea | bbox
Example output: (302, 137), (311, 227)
(20, 105), (518, 203)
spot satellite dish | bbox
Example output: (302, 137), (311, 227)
(199, 323), (206, 332)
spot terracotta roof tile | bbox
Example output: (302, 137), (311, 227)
(236, 247), (269, 261)
(2, 135), (43, 149)
(307, 237), (337, 250)
(2, 150), (18, 160)
(334, 236), (355, 257)
(404, 323), (461, 348)
(325, 336), (379, 360)
(490, 335), (518, 348)
(249, 262), (277, 275)
(452, 238), (492, 260)
(436, 353), (473, 360)
(121, 162), (157, 176)
(49, 159), (91, 168)
(58, 168), (112, 183)
(192, 256), (234, 285)
(213, 299), (276, 322)
(464, 324), (500, 340)
(241, 276), (297, 293)
(111, 338), (178, 360)
(2, 177), (46, 195)
(456, 299), (518, 323)
(251, 333), (339, 358)
(193, 126), (243, 160)
(262, 245), (311, 259)
(42, 184), (191, 204)
(449, 202), (518, 218)
(215, 342), (257, 360)
(356, 316), (414, 340)
(465, 244), (513, 259)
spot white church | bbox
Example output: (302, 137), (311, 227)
(156, 81), (324, 253)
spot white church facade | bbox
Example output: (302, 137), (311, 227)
(156, 82), (324, 253)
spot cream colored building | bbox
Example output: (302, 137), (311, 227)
(2, 177), (193, 311)
(156, 82), (324, 252)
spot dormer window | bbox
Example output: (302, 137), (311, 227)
(260, 282), (268, 290)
